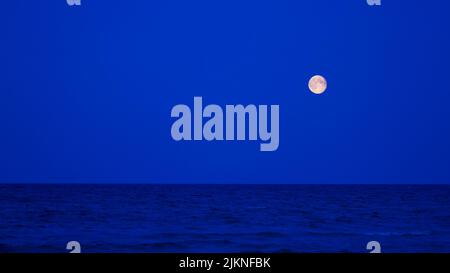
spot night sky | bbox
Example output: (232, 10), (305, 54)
(1, 0), (450, 183)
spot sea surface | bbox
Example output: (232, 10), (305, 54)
(0, 184), (449, 253)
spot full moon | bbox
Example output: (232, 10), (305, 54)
(308, 75), (327, 94)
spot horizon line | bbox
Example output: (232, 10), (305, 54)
(1, 182), (450, 185)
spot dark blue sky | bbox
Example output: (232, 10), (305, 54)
(1, 0), (450, 183)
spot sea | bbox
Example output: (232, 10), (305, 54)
(0, 184), (449, 253)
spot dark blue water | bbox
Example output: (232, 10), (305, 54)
(1, 184), (449, 253)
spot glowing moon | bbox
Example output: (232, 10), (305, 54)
(308, 75), (327, 94)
